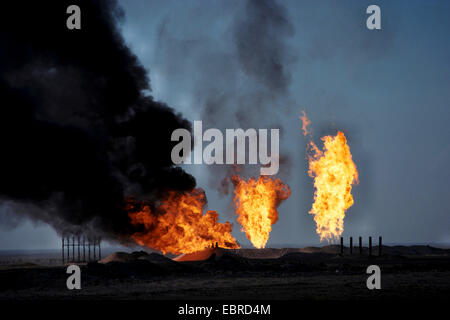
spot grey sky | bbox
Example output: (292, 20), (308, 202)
(1, 0), (449, 249)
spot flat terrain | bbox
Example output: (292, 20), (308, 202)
(0, 246), (449, 300)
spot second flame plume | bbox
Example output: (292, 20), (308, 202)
(232, 175), (291, 248)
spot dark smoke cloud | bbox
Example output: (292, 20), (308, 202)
(151, 0), (295, 194)
(233, 0), (294, 94)
(153, 0), (295, 128)
(0, 0), (195, 239)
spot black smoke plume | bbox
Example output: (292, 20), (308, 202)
(233, 0), (294, 95)
(0, 0), (195, 239)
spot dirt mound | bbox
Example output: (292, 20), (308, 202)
(228, 248), (300, 259)
(138, 253), (180, 266)
(173, 248), (226, 262)
(298, 245), (342, 254)
(174, 247), (341, 261)
(281, 252), (334, 262)
(99, 252), (138, 264)
(99, 251), (173, 264)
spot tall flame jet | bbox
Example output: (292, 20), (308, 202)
(232, 175), (291, 248)
(300, 112), (359, 242)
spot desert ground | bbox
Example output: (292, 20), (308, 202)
(0, 245), (449, 300)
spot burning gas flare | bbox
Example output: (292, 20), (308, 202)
(301, 112), (359, 242)
(232, 175), (291, 248)
(127, 189), (239, 255)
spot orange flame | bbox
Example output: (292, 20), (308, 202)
(232, 175), (291, 248)
(307, 133), (359, 242)
(300, 110), (311, 136)
(127, 189), (239, 255)
(300, 111), (359, 242)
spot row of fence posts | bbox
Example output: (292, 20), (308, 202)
(340, 236), (382, 256)
(62, 236), (101, 264)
